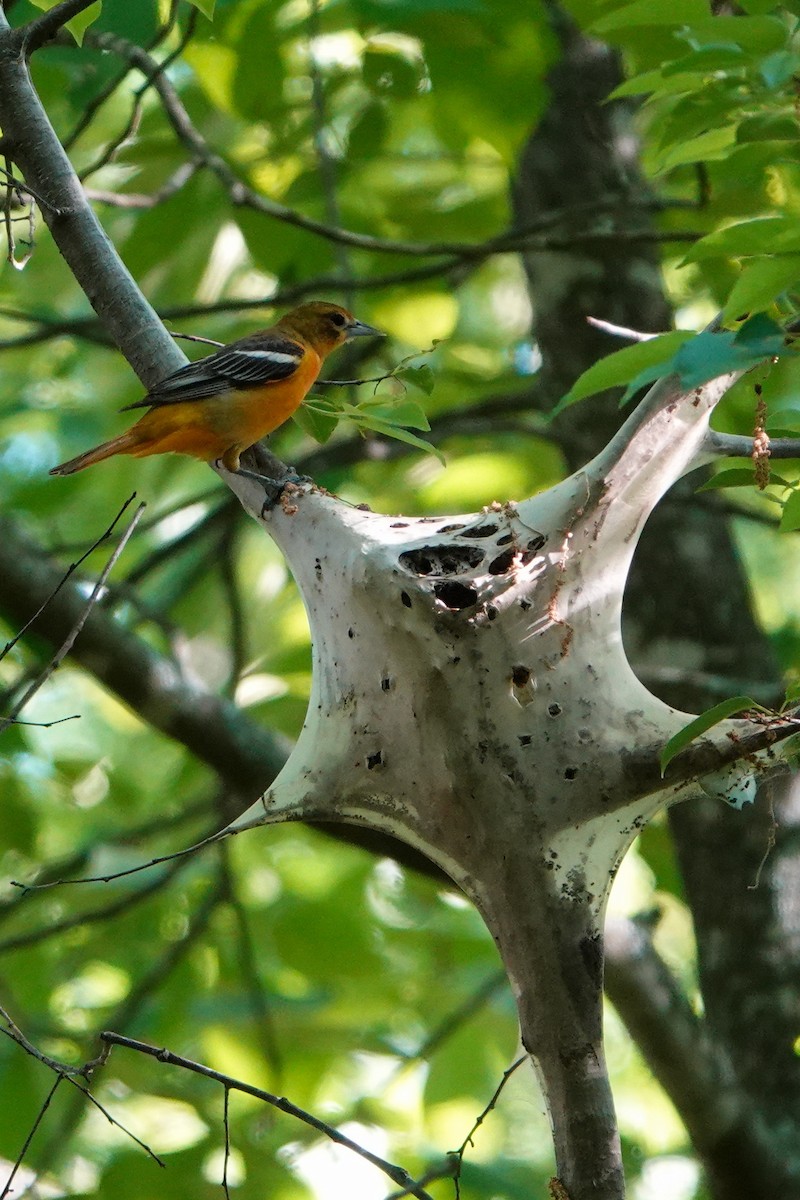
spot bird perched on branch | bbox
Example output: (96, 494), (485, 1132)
(50, 301), (383, 477)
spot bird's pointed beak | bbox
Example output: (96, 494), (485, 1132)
(346, 319), (385, 339)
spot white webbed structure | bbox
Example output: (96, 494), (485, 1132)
(218, 368), (770, 1200)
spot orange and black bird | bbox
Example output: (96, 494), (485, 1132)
(50, 301), (382, 477)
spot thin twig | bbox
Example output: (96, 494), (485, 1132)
(0, 796), (212, 921)
(0, 1006), (94, 1078)
(8, 828), (221, 899)
(0, 853), (193, 954)
(169, 328), (225, 348)
(450, 1055), (527, 1200)
(86, 160), (200, 208)
(0, 499), (145, 733)
(78, 93), (143, 181)
(222, 1087), (232, 1200)
(3, 713), (80, 728)
(0, 493), (138, 664)
(69, 1078), (165, 1166)
(0, 1073), (63, 1200)
(100, 1032), (436, 1200)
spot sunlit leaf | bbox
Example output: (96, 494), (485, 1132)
(552, 331), (693, 413)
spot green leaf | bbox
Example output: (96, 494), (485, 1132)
(553, 331), (694, 414)
(186, 0), (215, 15)
(654, 124), (738, 171)
(394, 364), (436, 396)
(688, 15), (788, 54)
(591, 0), (710, 30)
(672, 319), (785, 388)
(66, 0), (101, 43)
(662, 44), (748, 75)
(697, 465), (790, 491)
(682, 217), (800, 264)
(737, 112), (800, 142)
(293, 403), (338, 444)
(660, 696), (760, 775)
(26, 0), (103, 40)
(779, 488), (800, 531)
(353, 415), (444, 462)
(359, 398), (431, 430)
(696, 467), (760, 491)
(738, 0), (782, 11)
(610, 68), (707, 100)
(722, 255), (800, 320)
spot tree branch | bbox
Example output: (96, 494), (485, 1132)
(99, 1032), (437, 1200)
(703, 430), (800, 461)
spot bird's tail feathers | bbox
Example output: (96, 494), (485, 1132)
(49, 430), (139, 476)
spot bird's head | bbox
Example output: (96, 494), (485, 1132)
(278, 301), (384, 353)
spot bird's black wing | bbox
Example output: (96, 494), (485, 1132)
(121, 334), (305, 410)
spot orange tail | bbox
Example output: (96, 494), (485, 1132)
(49, 430), (141, 476)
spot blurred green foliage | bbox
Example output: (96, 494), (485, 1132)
(2, 1), (800, 1198)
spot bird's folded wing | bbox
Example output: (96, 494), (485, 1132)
(121, 334), (305, 410)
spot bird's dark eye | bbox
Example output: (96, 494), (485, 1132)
(329, 311), (347, 328)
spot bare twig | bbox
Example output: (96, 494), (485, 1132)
(8, 829), (221, 897)
(169, 329), (225, 348)
(69, 1079), (165, 1166)
(62, 5), (194, 152)
(0, 852), (194, 953)
(0, 796), (212, 922)
(2, 155), (34, 268)
(450, 1056), (528, 1199)
(0, 493), (138, 665)
(222, 1088), (232, 1200)
(0, 1073), (63, 1200)
(86, 160), (200, 208)
(99, 1032), (436, 1200)
(0, 500), (146, 734)
(0, 11), (185, 388)
(3, 713), (80, 728)
(0, 1005), (94, 1079)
